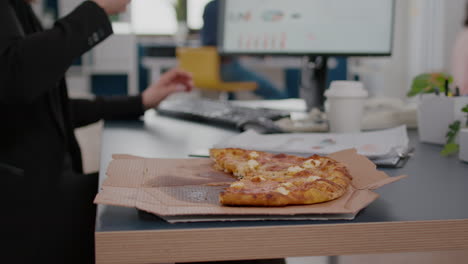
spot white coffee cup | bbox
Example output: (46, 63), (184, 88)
(324, 81), (368, 133)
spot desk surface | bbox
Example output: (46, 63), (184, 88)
(95, 110), (468, 264)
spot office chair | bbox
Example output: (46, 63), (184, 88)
(176, 46), (257, 99)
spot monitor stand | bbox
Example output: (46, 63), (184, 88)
(299, 55), (328, 111)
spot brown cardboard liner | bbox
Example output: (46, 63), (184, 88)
(94, 149), (406, 220)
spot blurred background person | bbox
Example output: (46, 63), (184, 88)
(451, 1), (468, 95)
(201, 0), (287, 99)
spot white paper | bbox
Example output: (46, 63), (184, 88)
(231, 98), (307, 112)
(214, 125), (409, 159)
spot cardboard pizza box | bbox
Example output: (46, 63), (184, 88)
(94, 149), (406, 222)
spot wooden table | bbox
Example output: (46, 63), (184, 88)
(95, 110), (468, 264)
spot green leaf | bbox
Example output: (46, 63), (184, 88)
(462, 104), (468, 113)
(441, 143), (460, 156)
(414, 73), (431, 80)
(407, 72), (453, 97)
(448, 121), (461, 131)
(433, 73), (452, 94)
(407, 85), (431, 97)
(408, 74), (431, 97)
(446, 121), (461, 143)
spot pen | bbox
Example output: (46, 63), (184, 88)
(444, 79), (449, 96)
(188, 154), (209, 158)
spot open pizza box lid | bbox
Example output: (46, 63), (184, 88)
(94, 149), (406, 223)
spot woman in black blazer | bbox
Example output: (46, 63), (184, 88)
(0, 0), (193, 263)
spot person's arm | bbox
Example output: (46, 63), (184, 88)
(69, 68), (193, 128)
(452, 30), (468, 95)
(460, 61), (468, 95)
(461, 42), (468, 95)
(69, 96), (144, 128)
(0, 1), (113, 104)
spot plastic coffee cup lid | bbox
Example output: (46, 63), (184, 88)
(324, 81), (368, 98)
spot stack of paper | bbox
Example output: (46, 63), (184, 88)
(214, 126), (410, 167)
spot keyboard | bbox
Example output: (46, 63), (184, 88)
(156, 98), (290, 133)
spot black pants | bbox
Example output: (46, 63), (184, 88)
(2, 165), (99, 264)
(57, 171), (99, 264)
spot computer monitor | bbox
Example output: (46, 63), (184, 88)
(218, 0), (395, 56)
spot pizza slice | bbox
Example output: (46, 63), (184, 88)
(210, 148), (352, 206)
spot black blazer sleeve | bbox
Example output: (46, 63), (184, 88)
(0, 0), (113, 104)
(69, 96), (145, 128)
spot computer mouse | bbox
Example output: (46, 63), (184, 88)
(238, 117), (285, 134)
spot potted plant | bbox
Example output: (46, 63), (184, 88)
(408, 72), (468, 144)
(407, 72), (453, 97)
(441, 104), (468, 156)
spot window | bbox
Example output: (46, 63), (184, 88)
(187, 0), (212, 30)
(131, 0), (178, 35)
(129, 0), (213, 34)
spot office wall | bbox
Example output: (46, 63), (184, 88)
(407, 0), (465, 91)
(382, 0), (410, 99)
(351, 0), (466, 100)
(348, 0), (410, 99)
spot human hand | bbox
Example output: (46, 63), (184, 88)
(92, 0), (131, 15)
(142, 68), (194, 110)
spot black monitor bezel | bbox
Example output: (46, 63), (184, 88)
(217, 0), (395, 57)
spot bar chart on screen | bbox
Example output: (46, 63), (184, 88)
(220, 0), (394, 55)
